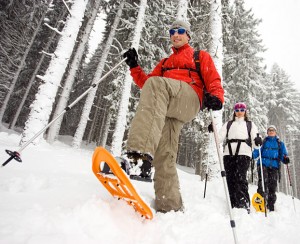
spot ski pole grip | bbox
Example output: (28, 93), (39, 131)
(256, 133), (262, 146)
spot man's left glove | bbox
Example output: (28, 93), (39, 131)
(204, 93), (223, 111)
(254, 136), (263, 146)
(208, 123), (214, 133)
(283, 156), (290, 164)
(123, 48), (138, 68)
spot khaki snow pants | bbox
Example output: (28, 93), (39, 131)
(126, 76), (200, 212)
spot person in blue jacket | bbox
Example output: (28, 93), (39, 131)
(253, 125), (290, 211)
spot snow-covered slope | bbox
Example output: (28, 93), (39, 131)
(1, 130), (300, 244)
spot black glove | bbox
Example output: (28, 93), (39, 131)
(123, 48), (138, 68)
(208, 123), (213, 133)
(254, 136), (263, 146)
(283, 156), (290, 164)
(204, 93), (222, 111)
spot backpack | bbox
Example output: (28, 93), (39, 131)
(161, 50), (208, 110)
(224, 120), (252, 156)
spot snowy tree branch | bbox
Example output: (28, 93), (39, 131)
(0, 45), (19, 67)
(41, 50), (56, 58)
(44, 23), (63, 35)
(62, 0), (72, 16)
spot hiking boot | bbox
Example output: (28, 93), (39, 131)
(115, 156), (131, 175)
(268, 204), (275, 212)
(126, 151), (153, 182)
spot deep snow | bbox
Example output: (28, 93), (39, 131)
(1, 128), (300, 244)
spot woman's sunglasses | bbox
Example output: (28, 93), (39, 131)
(235, 109), (246, 112)
(169, 28), (186, 36)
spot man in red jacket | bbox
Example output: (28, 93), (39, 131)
(123, 20), (224, 213)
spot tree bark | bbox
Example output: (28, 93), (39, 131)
(110, 0), (148, 157)
(47, 0), (102, 143)
(207, 0), (223, 178)
(20, 0), (88, 145)
(9, 10), (67, 130)
(72, 0), (125, 148)
(0, 4), (49, 123)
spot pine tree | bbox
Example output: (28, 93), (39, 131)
(72, 0), (126, 148)
(222, 0), (268, 130)
(110, 0), (148, 157)
(20, 0), (89, 145)
(46, 0), (103, 143)
(266, 63), (300, 134)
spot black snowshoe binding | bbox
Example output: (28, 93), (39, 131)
(101, 152), (153, 183)
(101, 156), (130, 175)
(126, 151), (153, 183)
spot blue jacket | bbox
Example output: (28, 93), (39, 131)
(253, 136), (288, 169)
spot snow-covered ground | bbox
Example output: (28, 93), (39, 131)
(1, 129), (300, 244)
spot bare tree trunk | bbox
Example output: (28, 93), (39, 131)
(9, 10), (67, 130)
(177, 0), (188, 20)
(86, 95), (106, 144)
(47, 0), (102, 143)
(290, 140), (298, 198)
(99, 107), (112, 147)
(20, 0), (88, 145)
(0, 4), (49, 123)
(207, 0), (223, 177)
(110, 0), (147, 157)
(96, 106), (108, 145)
(72, 0), (125, 148)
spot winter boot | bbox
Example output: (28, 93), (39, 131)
(101, 156), (130, 175)
(116, 156), (131, 175)
(268, 204), (275, 212)
(126, 151), (153, 182)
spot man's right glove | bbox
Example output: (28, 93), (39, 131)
(254, 135), (263, 146)
(123, 48), (138, 68)
(204, 93), (222, 111)
(283, 156), (290, 164)
(208, 123), (214, 133)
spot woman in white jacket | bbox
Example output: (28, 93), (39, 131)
(219, 102), (259, 211)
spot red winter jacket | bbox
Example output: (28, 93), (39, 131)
(130, 43), (224, 106)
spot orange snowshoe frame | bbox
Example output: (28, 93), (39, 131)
(92, 147), (153, 220)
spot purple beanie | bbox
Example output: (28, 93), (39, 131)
(234, 102), (247, 110)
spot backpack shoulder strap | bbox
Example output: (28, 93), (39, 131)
(226, 120), (234, 139)
(246, 121), (252, 141)
(193, 50), (205, 88)
(261, 138), (267, 150)
(161, 58), (168, 75)
(277, 138), (282, 157)
(245, 121), (252, 147)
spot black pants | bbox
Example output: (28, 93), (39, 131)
(224, 155), (251, 209)
(257, 166), (278, 210)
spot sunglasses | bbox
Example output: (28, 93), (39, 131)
(235, 109), (246, 112)
(268, 129), (276, 132)
(169, 28), (187, 36)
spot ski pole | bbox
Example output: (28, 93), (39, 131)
(2, 58), (127, 167)
(203, 173), (208, 198)
(257, 133), (267, 217)
(251, 158), (254, 183)
(286, 164), (296, 212)
(209, 109), (238, 244)
(204, 132), (212, 198)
